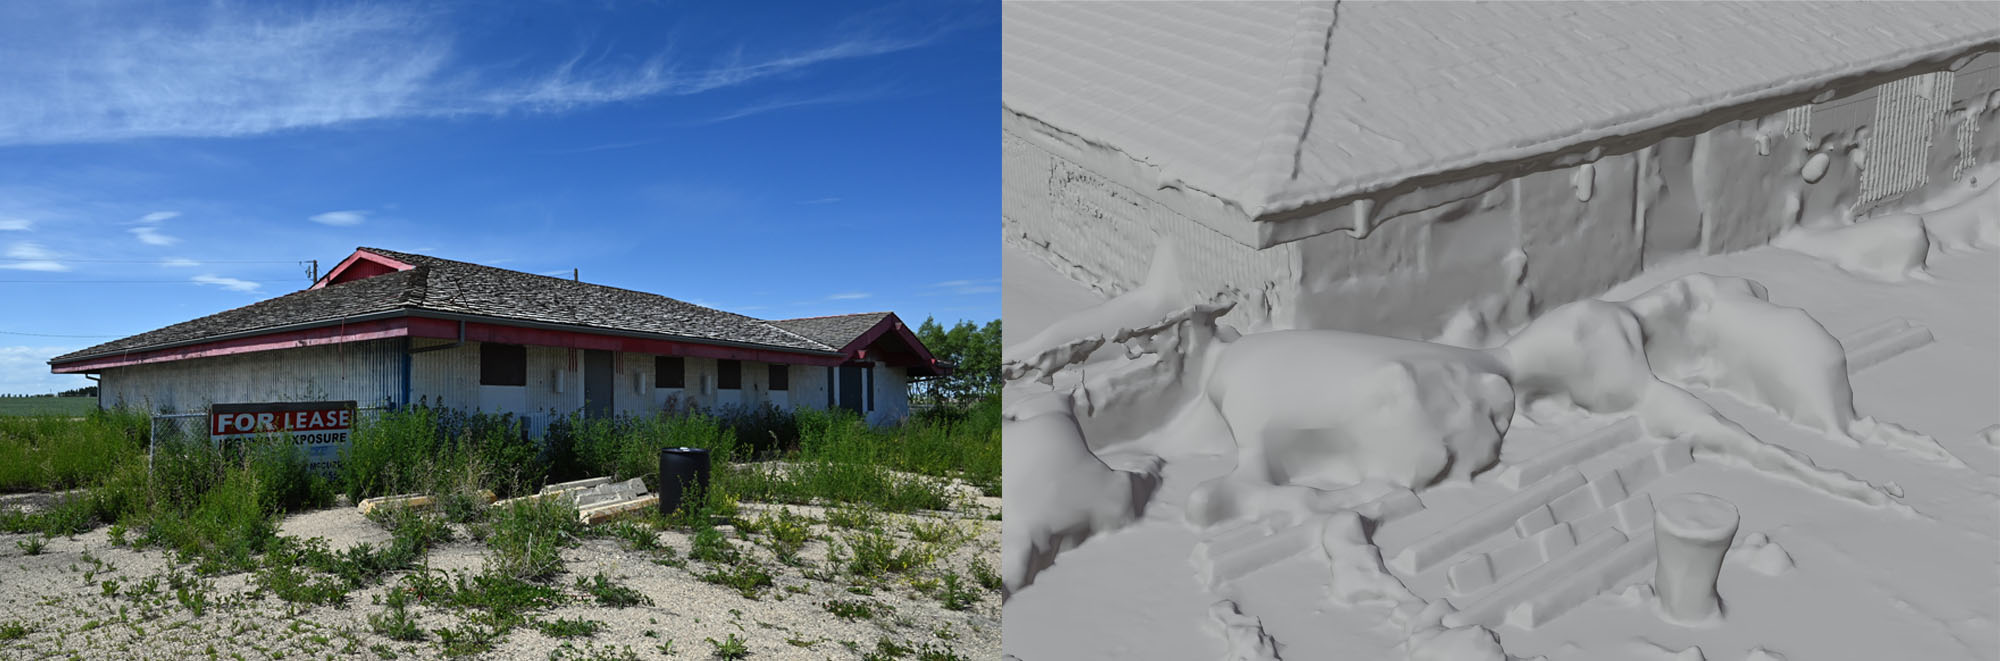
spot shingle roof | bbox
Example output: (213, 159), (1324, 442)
(50, 269), (423, 362)
(52, 248), (850, 364)
(360, 248), (832, 353)
(767, 313), (893, 351)
(1004, 2), (2000, 222)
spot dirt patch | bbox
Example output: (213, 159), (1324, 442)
(0, 491), (1001, 660)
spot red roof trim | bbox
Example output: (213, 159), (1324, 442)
(51, 318), (414, 373)
(53, 314), (855, 373)
(308, 249), (416, 291)
(838, 313), (950, 376)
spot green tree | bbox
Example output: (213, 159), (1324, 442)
(915, 317), (1001, 405)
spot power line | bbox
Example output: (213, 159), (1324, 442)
(12, 258), (307, 264)
(0, 279), (297, 284)
(0, 330), (122, 338)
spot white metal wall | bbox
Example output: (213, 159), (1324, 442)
(99, 339), (402, 414)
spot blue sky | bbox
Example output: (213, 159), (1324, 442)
(0, 0), (997, 395)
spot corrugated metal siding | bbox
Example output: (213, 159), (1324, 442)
(409, 338), (476, 409)
(99, 339), (401, 414)
(1861, 71), (1954, 203)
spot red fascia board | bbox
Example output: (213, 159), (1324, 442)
(308, 250), (416, 291)
(51, 318), (414, 373)
(55, 314), (849, 374)
(422, 319), (847, 366)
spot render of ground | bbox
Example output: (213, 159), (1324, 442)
(1000, 174), (1999, 660)
(0, 491), (1001, 661)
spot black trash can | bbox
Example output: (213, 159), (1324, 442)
(658, 447), (712, 517)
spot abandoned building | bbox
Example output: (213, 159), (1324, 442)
(48, 247), (949, 430)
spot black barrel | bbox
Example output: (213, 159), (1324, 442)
(658, 447), (712, 516)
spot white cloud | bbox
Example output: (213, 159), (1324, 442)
(929, 278), (999, 295)
(0, 218), (29, 231)
(129, 210), (180, 245)
(0, 261), (67, 272)
(310, 210), (367, 226)
(0, 4), (960, 145)
(5, 241), (55, 260)
(160, 257), (199, 267)
(2, 241), (66, 271)
(826, 292), (871, 300)
(796, 197), (842, 205)
(130, 226), (178, 246)
(0, 345), (91, 395)
(192, 274), (260, 292)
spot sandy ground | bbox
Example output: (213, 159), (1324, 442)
(0, 491), (1000, 660)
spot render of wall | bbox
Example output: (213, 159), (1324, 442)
(99, 339), (402, 414)
(1003, 126), (1298, 330)
(1005, 59), (2000, 341)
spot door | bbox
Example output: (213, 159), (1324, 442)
(583, 350), (613, 418)
(837, 365), (865, 414)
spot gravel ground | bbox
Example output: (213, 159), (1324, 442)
(0, 489), (1001, 660)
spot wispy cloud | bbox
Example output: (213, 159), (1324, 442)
(310, 210), (367, 226)
(0, 4), (959, 145)
(0, 218), (28, 231)
(160, 257), (199, 268)
(128, 210), (179, 246)
(191, 274), (260, 292)
(929, 278), (999, 295)
(796, 197), (842, 205)
(0, 345), (90, 394)
(826, 292), (871, 300)
(695, 87), (897, 125)
(1, 241), (66, 271)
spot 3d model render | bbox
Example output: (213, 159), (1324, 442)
(1002, 2), (1998, 660)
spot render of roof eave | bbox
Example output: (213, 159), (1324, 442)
(48, 307), (849, 374)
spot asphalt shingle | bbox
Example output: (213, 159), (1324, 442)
(51, 248), (894, 364)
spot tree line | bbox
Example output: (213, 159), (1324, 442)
(913, 317), (1001, 406)
(0, 386), (97, 398)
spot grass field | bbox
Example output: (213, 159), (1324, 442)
(0, 397), (96, 417)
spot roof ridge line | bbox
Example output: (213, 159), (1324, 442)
(1242, 1), (1341, 217)
(771, 311), (891, 322)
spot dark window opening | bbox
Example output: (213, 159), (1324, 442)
(655, 356), (686, 389)
(480, 343), (527, 387)
(718, 359), (742, 390)
(768, 364), (789, 391)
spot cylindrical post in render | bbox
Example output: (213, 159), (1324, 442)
(1653, 492), (1739, 623)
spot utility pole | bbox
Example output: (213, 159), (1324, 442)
(303, 259), (319, 283)
(573, 268), (579, 282)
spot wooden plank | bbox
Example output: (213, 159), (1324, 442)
(579, 494), (660, 525)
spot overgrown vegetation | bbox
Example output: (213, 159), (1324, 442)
(0, 396), (999, 658)
(0, 408), (147, 491)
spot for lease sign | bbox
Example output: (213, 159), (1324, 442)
(210, 401), (357, 465)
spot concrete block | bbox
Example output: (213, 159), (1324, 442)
(1498, 417), (1642, 489)
(1390, 468), (1586, 574)
(1515, 505), (1556, 537)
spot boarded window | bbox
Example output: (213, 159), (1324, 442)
(718, 359), (742, 390)
(655, 356), (685, 389)
(768, 364), (789, 391)
(480, 343), (527, 387)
